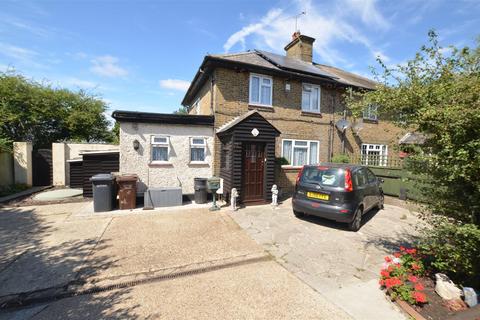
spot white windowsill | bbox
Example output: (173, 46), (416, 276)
(281, 165), (303, 169)
(189, 161), (208, 165)
(249, 103), (273, 108)
(149, 161), (172, 165)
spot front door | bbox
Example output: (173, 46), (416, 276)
(242, 143), (265, 202)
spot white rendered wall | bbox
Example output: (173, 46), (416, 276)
(119, 122), (214, 194)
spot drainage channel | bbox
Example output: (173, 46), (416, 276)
(0, 254), (271, 310)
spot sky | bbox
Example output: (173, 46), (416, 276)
(1, 0), (479, 119)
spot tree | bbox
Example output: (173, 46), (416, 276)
(0, 71), (115, 150)
(174, 106), (189, 114)
(346, 31), (480, 226)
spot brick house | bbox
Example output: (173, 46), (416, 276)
(182, 32), (406, 203)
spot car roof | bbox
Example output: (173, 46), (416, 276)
(304, 163), (366, 170)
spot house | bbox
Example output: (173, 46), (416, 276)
(112, 111), (215, 196)
(181, 32), (407, 203)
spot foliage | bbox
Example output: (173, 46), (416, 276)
(331, 154), (350, 164)
(379, 247), (427, 305)
(418, 220), (480, 288)
(0, 183), (29, 197)
(0, 71), (115, 148)
(345, 31), (480, 226)
(275, 157), (290, 166)
(111, 121), (120, 145)
(0, 137), (13, 152)
(174, 106), (189, 114)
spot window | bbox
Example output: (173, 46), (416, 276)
(366, 169), (377, 183)
(190, 137), (206, 162)
(249, 74), (272, 106)
(361, 143), (388, 166)
(363, 104), (378, 121)
(282, 139), (319, 166)
(354, 168), (368, 187)
(151, 136), (169, 162)
(301, 83), (321, 113)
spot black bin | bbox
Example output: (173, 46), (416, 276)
(90, 174), (115, 212)
(194, 178), (208, 204)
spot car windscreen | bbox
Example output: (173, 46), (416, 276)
(300, 166), (345, 188)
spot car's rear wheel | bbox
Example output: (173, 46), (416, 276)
(348, 207), (363, 231)
(293, 209), (304, 218)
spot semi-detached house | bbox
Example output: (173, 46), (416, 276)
(181, 32), (406, 204)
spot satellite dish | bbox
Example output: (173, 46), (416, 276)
(335, 119), (350, 131)
(352, 118), (364, 135)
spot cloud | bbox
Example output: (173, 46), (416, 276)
(222, 0), (389, 65)
(65, 77), (98, 89)
(159, 79), (191, 92)
(90, 55), (128, 78)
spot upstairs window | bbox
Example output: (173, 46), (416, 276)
(363, 104), (378, 121)
(249, 74), (272, 106)
(190, 137), (206, 162)
(282, 139), (319, 166)
(151, 136), (169, 162)
(301, 83), (321, 113)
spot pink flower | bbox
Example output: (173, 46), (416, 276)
(408, 275), (418, 283)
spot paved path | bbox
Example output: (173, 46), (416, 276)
(0, 202), (351, 319)
(229, 199), (421, 320)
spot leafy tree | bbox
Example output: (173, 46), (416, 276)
(0, 71), (115, 150)
(346, 31), (480, 226)
(174, 106), (189, 114)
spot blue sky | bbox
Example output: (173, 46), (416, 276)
(1, 0), (479, 119)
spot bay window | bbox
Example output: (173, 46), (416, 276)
(249, 74), (272, 106)
(282, 139), (319, 166)
(301, 83), (321, 113)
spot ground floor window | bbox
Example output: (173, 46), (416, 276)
(282, 139), (319, 166)
(190, 137), (206, 162)
(151, 136), (170, 162)
(361, 143), (388, 166)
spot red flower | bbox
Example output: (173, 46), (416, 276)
(385, 277), (403, 288)
(412, 291), (427, 303)
(406, 248), (417, 255)
(411, 263), (421, 271)
(384, 256), (392, 263)
(380, 270), (390, 278)
(414, 283), (425, 291)
(379, 279), (385, 286)
(400, 246), (406, 251)
(408, 275), (418, 283)
(394, 252), (402, 258)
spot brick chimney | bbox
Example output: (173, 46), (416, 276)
(284, 32), (315, 63)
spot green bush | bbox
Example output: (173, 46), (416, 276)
(418, 221), (480, 288)
(0, 183), (29, 197)
(331, 154), (350, 164)
(275, 157), (290, 166)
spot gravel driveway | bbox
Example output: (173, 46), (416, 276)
(229, 198), (421, 320)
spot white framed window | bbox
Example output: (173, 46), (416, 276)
(190, 137), (206, 162)
(282, 139), (319, 166)
(301, 83), (321, 113)
(151, 136), (170, 162)
(363, 104), (378, 121)
(361, 143), (388, 166)
(249, 73), (272, 106)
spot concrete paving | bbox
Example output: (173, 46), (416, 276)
(0, 201), (351, 319)
(32, 188), (82, 201)
(228, 198), (422, 320)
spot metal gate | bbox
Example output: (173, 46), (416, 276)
(32, 149), (53, 186)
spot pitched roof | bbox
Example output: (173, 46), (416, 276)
(182, 50), (377, 106)
(216, 110), (281, 135)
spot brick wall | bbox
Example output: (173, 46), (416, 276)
(195, 67), (407, 192)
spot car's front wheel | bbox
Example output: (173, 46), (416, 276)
(293, 209), (304, 218)
(348, 207), (363, 231)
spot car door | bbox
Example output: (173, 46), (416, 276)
(354, 168), (370, 209)
(366, 169), (380, 210)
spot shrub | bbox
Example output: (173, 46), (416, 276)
(331, 154), (350, 164)
(379, 247), (427, 305)
(418, 220), (480, 288)
(275, 157), (290, 166)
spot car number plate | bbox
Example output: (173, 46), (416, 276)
(307, 192), (329, 201)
